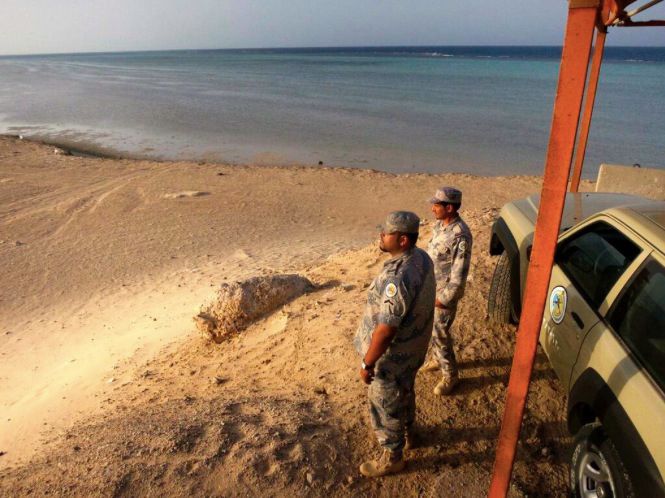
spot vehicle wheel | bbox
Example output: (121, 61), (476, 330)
(487, 251), (514, 325)
(570, 423), (634, 498)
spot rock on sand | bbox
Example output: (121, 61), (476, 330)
(195, 274), (313, 343)
(163, 191), (210, 199)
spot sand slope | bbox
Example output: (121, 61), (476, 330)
(0, 136), (590, 495)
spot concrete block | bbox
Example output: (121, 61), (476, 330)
(595, 163), (665, 201)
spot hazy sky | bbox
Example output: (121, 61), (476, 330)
(1, 0), (663, 56)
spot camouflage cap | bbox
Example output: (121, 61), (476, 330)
(378, 211), (420, 234)
(429, 186), (462, 204)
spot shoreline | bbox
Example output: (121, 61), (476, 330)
(1, 133), (545, 179)
(2, 133), (178, 162)
(0, 133), (520, 178)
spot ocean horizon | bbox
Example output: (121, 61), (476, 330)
(1, 45), (663, 177)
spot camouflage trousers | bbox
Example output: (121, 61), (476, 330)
(367, 369), (418, 452)
(431, 306), (458, 378)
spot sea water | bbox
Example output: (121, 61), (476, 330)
(0, 46), (663, 177)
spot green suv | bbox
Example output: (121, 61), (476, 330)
(488, 192), (665, 497)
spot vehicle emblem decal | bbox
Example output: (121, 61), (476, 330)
(549, 286), (567, 324)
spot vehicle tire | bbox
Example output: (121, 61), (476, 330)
(570, 422), (634, 498)
(487, 251), (514, 325)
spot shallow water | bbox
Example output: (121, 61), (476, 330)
(0, 46), (663, 176)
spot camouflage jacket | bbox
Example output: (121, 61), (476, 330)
(427, 216), (473, 308)
(354, 247), (436, 377)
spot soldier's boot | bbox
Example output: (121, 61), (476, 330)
(359, 449), (405, 477)
(434, 374), (459, 396)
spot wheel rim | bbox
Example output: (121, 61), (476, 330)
(577, 449), (616, 498)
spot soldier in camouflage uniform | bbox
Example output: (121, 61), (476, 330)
(354, 211), (436, 477)
(426, 187), (473, 395)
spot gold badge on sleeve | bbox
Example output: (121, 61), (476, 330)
(385, 282), (397, 298)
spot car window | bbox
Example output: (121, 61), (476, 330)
(556, 221), (641, 308)
(607, 258), (665, 391)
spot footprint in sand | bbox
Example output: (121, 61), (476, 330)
(231, 248), (251, 260)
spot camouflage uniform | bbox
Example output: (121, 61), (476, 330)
(354, 246), (436, 452)
(427, 214), (472, 378)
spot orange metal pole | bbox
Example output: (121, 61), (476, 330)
(570, 29), (607, 192)
(487, 2), (599, 497)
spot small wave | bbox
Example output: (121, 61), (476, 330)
(426, 52), (454, 57)
(624, 59), (646, 63)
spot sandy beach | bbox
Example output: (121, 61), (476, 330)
(0, 135), (593, 495)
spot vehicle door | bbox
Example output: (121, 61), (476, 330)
(604, 251), (665, 481)
(540, 218), (643, 389)
(568, 251), (665, 494)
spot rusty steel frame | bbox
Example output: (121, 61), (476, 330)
(571, 0), (665, 190)
(487, 2), (599, 496)
(626, 0), (664, 15)
(487, 0), (664, 495)
(606, 0), (665, 24)
(570, 29), (606, 192)
(616, 19), (665, 25)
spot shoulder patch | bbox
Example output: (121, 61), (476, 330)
(384, 282), (398, 298)
(459, 240), (467, 253)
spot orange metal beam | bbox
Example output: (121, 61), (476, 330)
(570, 29), (606, 192)
(487, 2), (599, 497)
(605, 0), (627, 25)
